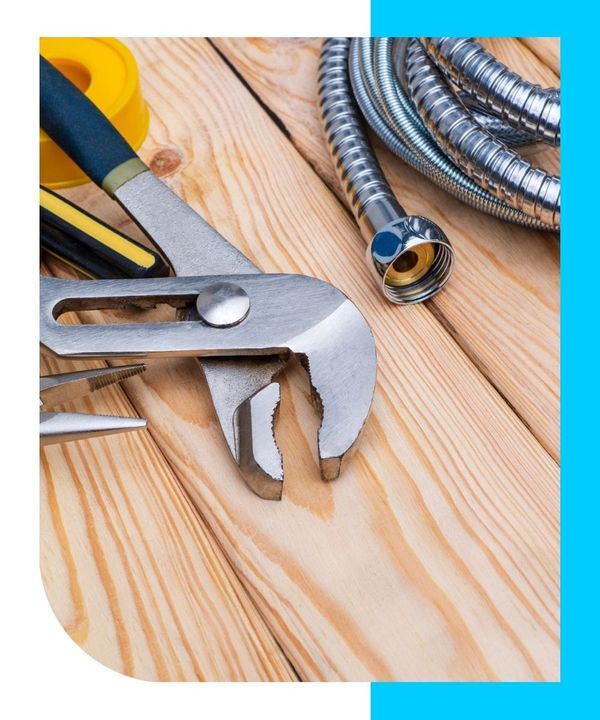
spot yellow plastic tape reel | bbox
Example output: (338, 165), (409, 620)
(40, 37), (149, 189)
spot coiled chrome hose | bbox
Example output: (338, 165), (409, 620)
(318, 37), (560, 304)
(406, 40), (560, 227)
(421, 37), (560, 146)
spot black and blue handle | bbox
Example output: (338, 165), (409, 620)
(40, 55), (148, 195)
(39, 56), (168, 279)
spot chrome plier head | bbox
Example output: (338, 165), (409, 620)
(40, 273), (377, 495)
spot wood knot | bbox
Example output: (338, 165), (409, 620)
(149, 147), (183, 177)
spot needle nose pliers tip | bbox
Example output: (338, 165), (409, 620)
(40, 364), (146, 445)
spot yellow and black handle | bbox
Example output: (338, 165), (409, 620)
(40, 186), (169, 279)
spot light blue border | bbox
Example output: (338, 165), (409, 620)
(370, 4), (598, 717)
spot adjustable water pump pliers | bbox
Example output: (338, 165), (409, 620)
(39, 55), (377, 500)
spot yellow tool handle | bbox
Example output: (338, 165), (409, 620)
(40, 186), (168, 279)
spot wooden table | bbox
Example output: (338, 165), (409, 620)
(41, 37), (560, 681)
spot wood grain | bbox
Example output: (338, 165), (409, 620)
(213, 37), (560, 459)
(520, 38), (560, 76)
(42, 37), (559, 681)
(41, 304), (295, 681)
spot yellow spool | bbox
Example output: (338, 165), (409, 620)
(40, 37), (149, 189)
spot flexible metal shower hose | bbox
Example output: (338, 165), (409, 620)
(421, 37), (560, 146)
(319, 37), (560, 234)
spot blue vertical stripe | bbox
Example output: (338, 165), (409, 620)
(369, 4), (599, 718)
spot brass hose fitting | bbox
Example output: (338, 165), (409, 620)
(368, 216), (453, 303)
(318, 37), (454, 304)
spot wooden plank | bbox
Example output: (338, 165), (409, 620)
(51, 37), (559, 680)
(519, 37), (560, 75)
(213, 37), (560, 459)
(485, 37), (559, 86)
(41, 304), (296, 681)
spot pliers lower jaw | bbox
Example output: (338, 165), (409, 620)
(40, 365), (147, 445)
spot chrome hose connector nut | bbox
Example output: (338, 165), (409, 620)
(367, 215), (454, 304)
(318, 38), (455, 305)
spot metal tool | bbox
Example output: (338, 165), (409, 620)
(39, 55), (377, 500)
(40, 365), (147, 445)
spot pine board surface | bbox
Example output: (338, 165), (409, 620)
(213, 36), (560, 458)
(41, 37), (560, 681)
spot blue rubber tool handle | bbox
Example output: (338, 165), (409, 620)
(40, 55), (141, 189)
